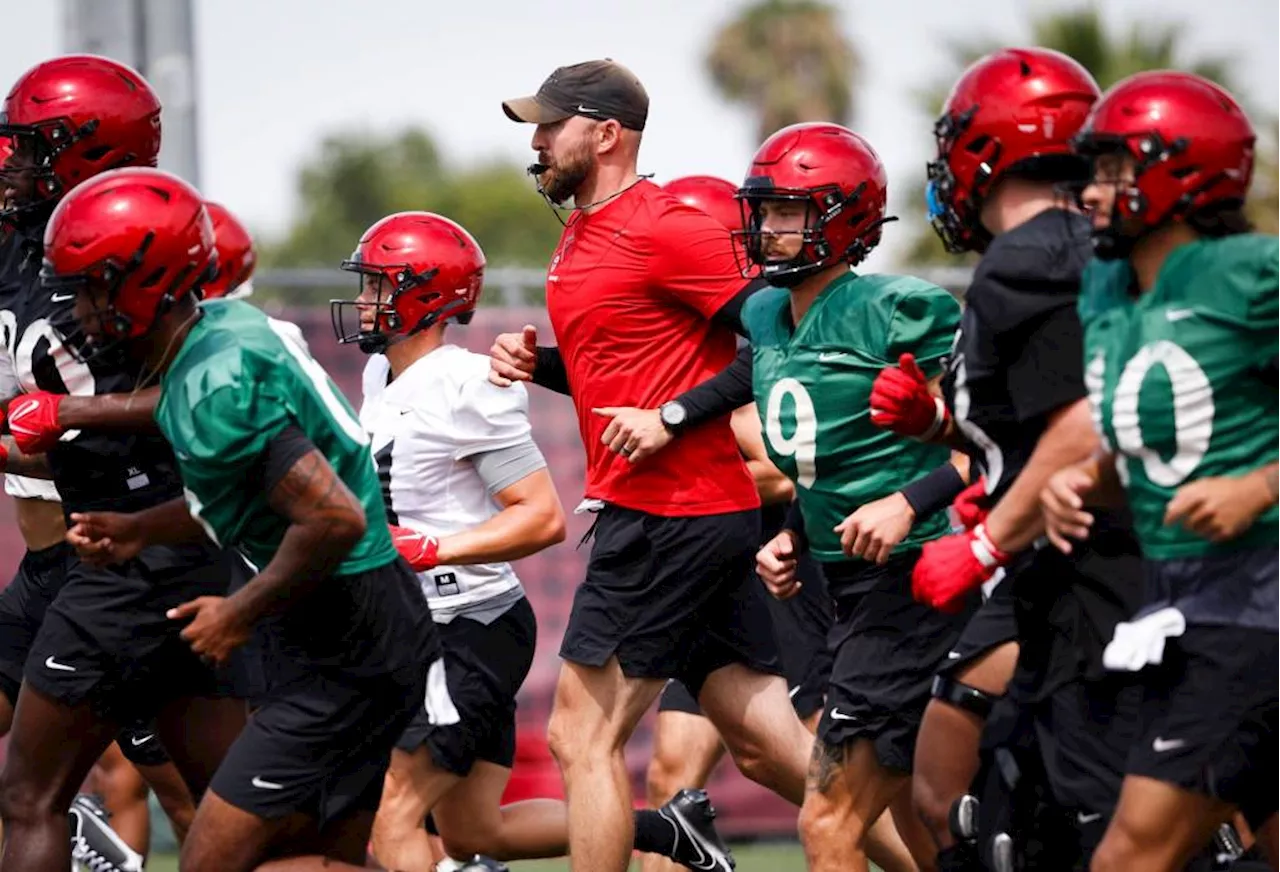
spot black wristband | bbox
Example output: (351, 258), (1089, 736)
(783, 499), (808, 553)
(900, 463), (966, 521)
(532, 346), (571, 396)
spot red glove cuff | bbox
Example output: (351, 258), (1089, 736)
(969, 524), (1010, 569)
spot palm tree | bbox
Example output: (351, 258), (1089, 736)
(900, 6), (1256, 266)
(705, 0), (857, 143)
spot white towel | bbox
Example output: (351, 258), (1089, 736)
(1103, 606), (1187, 672)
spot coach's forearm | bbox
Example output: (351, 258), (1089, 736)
(58, 387), (161, 432)
(532, 347), (572, 396)
(674, 344), (754, 428)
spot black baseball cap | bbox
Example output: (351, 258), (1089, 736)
(502, 59), (649, 132)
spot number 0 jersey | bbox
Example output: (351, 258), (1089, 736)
(359, 345), (536, 622)
(1081, 234), (1279, 560)
(742, 271), (960, 563)
(156, 299), (396, 573)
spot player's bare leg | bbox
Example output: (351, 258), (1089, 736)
(699, 663), (918, 871)
(371, 747), (464, 869)
(547, 658), (665, 872)
(1091, 776), (1237, 872)
(798, 737), (917, 872)
(183, 790), (378, 872)
(641, 710), (725, 872)
(136, 759), (197, 844)
(83, 742), (151, 856)
(1256, 813), (1278, 869)
(433, 759), (571, 861)
(912, 642), (1018, 851)
(0, 687), (119, 872)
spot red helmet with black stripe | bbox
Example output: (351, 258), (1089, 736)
(0, 55), (161, 227)
(926, 47), (1100, 253)
(202, 202), (257, 299)
(735, 122), (891, 286)
(1073, 71), (1255, 259)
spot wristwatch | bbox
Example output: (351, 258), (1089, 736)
(658, 400), (689, 437)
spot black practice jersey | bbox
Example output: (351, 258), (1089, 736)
(941, 208), (1092, 502)
(0, 224), (183, 515)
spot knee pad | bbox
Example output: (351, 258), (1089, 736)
(932, 674), (997, 719)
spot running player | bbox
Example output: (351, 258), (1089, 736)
(335, 210), (728, 871)
(0, 56), (246, 872)
(870, 48), (1144, 869)
(1043, 71), (1277, 872)
(55, 167), (439, 872)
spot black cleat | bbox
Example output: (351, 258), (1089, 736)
(657, 788), (736, 871)
(69, 794), (145, 872)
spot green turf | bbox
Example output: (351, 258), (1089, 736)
(144, 842), (812, 870)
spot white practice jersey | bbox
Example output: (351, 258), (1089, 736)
(360, 344), (535, 622)
(0, 343), (60, 502)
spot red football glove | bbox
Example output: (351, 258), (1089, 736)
(390, 524), (440, 572)
(7, 391), (65, 455)
(869, 353), (949, 439)
(912, 523), (1010, 613)
(950, 476), (989, 531)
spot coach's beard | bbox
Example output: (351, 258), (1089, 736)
(531, 155), (592, 207)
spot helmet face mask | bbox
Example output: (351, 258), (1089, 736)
(332, 261), (444, 355)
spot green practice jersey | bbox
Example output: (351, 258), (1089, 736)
(743, 271), (960, 563)
(1080, 234), (1279, 560)
(156, 300), (396, 572)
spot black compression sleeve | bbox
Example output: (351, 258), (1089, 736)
(262, 425), (317, 494)
(899, 462), (966, 521)
(674, 343), (754, 428)
(784, 499), (808, 553)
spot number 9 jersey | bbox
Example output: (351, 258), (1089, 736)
(742, 272), (960, 563)
(1081, 233), (1279, 560)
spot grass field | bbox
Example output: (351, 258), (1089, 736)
(145, 841), (813, 870)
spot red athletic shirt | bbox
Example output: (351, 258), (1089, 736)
(545, 180), (759, 516)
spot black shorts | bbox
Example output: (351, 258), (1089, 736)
(1125, 624), (1278, 829)
(658, 550), (831, 721)
(212, 560), (439, 825)
(117, 720), (171, 768)
(23, 543), (237, 722)
(561, 506), (780, 694)
(0, 542), (73, 706)
(397, 597), (536, 776)
(936, 575), (1019, 680)
(817, 553), (974, 772)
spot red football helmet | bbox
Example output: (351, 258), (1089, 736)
(735, 122), (891, 285)
(0, 55), (162, 226)
(202, 202), (257, 299)
(333, 211), (486, 354)
(43, 168), (214, 357)
(1074, 71), (1255, 259)
(662, 175), (743, 232)
(927, 48), (1100, 253)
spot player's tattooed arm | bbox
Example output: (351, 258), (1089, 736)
(0, 435), (53, 478)
(57, 386), (162, 433)
(229, 448), (367, 624)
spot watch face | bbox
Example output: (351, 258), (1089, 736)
(663, 403), (686, 426)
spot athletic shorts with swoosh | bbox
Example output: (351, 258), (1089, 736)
(210, 559), (439, 824)
(23, 543), (241, 722)
(659, 546), (831, 720)
(0, 541), (73, 706)
(1124, 549), (1278, 830)
(817, 552), (973, 772)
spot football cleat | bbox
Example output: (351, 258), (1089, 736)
(657, 788), (736, 871)
(69, 794), (145, 872)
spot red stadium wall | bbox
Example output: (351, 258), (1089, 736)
(0, 306), (798, 837)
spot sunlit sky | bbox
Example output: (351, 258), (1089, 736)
(4, 0), (1276, 270)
